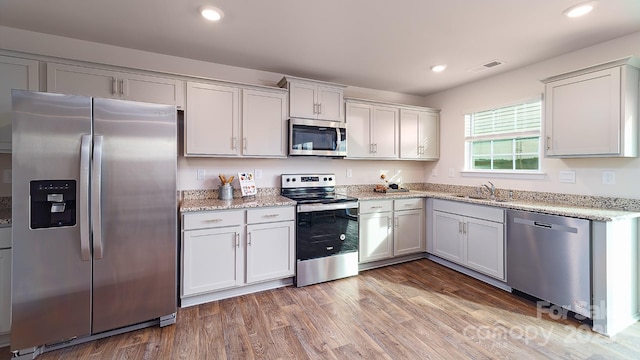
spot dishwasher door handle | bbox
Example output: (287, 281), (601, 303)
(513, 217), (579, 233)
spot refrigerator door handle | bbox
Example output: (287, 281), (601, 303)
(92, 135), (104, 259)
(80, 134), (92, 261)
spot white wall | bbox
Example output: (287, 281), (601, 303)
(424, 31), (640, 199)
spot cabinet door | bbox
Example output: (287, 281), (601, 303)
(394, 209), (424, 256)
(372, 106), (398, 158)
(432, 211), (464, 264)
(122, 73), (184, 108)
(359, 212), (393, 263)
(0, 248), (11, 334)
(289, 81), (317, 119)
(545, 68), (621, 156)
(246, 221), (295, 284)
(242, 89), (287, 157)
(0, 56), (39, 152)
(464, 217), (504, 279)
(47, 63), (119, 99)
(185, 81), (240, 156)
(346, 102), (373, 158)
(399, 109), (420, 159)
(182, 226), (242, 296)
(316, 85), (343, 121)
(419, 111), (439, 160)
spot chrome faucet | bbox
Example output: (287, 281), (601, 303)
(483, 181), (496, 200)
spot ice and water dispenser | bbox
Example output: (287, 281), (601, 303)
(30, 180), (76, 229)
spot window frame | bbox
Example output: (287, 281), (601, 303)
(463, 97), (544, 175)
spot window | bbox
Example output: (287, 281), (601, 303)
(465, 98), (541, 171)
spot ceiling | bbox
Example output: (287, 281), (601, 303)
(1, 0), (639, 96)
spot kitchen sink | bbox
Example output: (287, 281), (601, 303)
(453, 194), (511, 202)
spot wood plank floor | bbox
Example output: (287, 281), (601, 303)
(2, 259), (639, 359)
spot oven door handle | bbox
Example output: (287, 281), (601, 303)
(297, 202), (358, 213)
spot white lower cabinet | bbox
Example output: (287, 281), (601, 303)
(0, 248), (10, 335)
(393, 199), (425, 256)
(0, 226), (11, 337)
(359, 198), (425, 264)
(432, 199), (505, 280)
(181, 206), (295, 304)
(183, 226), (242, 295)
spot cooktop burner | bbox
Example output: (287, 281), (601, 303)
(281, 173), (357, 204)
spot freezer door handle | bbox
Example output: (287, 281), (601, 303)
(92, 135), (104, 259)
(80, 134), (92, 261)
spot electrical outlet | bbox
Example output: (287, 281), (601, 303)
(346, 168), (352, 178)
(431, 169), (438, 177)
(254, 169), (263, 179)
(559, 170), (576, 184)
(2, 169), (11, 184)
(197, 168), (206, 180)
(448, 168), (455, 178)
(602, 171), (615, 185)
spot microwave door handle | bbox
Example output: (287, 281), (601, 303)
(79, 134), (92, 261)
(92, 135), (104, 260)
(336, 127), (341, 149)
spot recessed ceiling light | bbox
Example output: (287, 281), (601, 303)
(563, 1), (597, 18)
(430, 65), (447, 73)
(200, 6), (224, 21)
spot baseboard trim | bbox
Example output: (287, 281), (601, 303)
(180, 278), (293, 308)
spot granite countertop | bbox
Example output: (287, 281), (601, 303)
(180, 195), (296, 212)
(343, 189), (640, 222)
(0, 208), (11, 225)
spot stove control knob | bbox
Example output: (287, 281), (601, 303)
(292, 178), (296, 182)
(285, 178), (290, 182)
(323, 177), (328, 181)
(329, 177), (333, 181)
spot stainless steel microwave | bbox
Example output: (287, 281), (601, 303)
(289, 118), (347, 157)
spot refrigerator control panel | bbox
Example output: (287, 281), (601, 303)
(30, 180), (76, 229)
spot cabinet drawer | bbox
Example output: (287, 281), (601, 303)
(433, 199), (503, 223)
(394, 198), (424, 211)
(360, 200), (393, 214)
(247, 206), (295, 224)
(183, 210), (244, 230)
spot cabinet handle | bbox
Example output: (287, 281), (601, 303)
(111, 77), (117, 95)
(247, 232), (252, 246)
(243, 137), (247, 150)
(546, 136), (551, 150)
(370, 206), (383, 209)
(119, 79), (126, 96)
(370, 144), (374, 153)
(204, 219), (223, 223)
(263, 214), (279, 218)
(313, 103), (318, 114)
(459, 221), (463, 233)
(394, 216), (398, 228)
(232, 137), (237, 150)
(463, 222), (467, 235)
(374, 144), (378, 153)
(236, 233), (240, 247)
(318, 103), (322, 114)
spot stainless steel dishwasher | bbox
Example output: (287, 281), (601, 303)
(506, 210), (591, 318)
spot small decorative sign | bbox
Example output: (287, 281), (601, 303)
(238, 172), (257, 197)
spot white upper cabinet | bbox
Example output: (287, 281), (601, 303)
(241, 88), (288, 157)
(185, 81), (288, 158)
(0, 56), (39, 152)
(400, 108), (440, 160)
(185, 81), (240, 156)
(345, 99), (399, 159)
(278, 76), (345, 122)
(542, 57), (639, 158)
(47, 63), (185, 108)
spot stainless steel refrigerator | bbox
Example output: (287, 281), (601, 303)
(10, 90), (177, 357)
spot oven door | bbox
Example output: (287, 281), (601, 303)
(289, 118), (347, 157)
(296, 202), (358, 261)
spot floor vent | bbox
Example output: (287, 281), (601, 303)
(467, 59), (505, 73)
